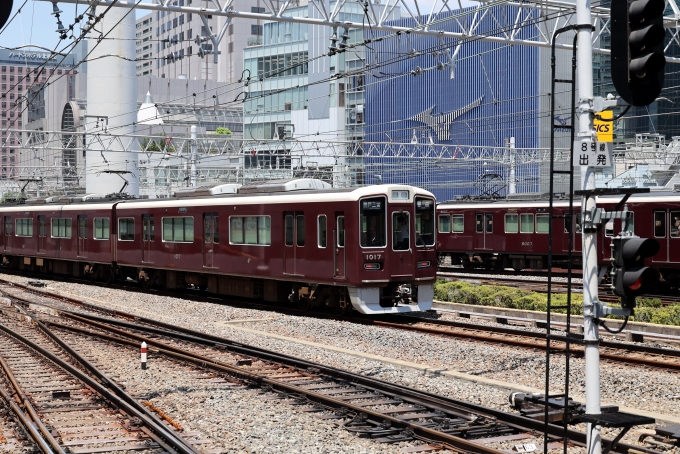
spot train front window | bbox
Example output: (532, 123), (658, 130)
(415, 197), (435, 246)
(360, 197), (386, 247)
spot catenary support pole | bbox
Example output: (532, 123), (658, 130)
(575, 0), (600, 450)
(509, 136), (516, 194)
(190, 125), (197, 187)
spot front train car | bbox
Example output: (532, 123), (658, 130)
(348, 185), (437, 314)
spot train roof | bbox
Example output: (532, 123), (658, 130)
(0, 180), (435, 213)
(437, 191), (680, 210)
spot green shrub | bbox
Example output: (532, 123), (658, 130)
(434, 281), (678, 325)
(433, 281), (585, 317)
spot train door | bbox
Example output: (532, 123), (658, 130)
(37, 216), (46, 254)
(3, 216), (10, 252)
(391, 211), (414, 276)
(474, 213), (493, 250)
(653, 210), (680, 263)
(142, 214), (154, 263)
(77, 215), (87, 257)
(283, 212), (304, 275)
(203, 213), (218, 268)
(334, 213), (346, 279)
(670, 210), (680, 263)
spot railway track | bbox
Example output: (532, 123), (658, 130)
(2, 275), (680, 373)
(1, 281), (671, 454)
(0, 301), (216, 454)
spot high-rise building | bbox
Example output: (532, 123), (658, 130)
(1, 49), (76, 180)
(136, 12), (155, 76)
(136, 0), (282, 83)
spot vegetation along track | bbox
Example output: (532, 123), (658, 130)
(437, 268), (680, 305)
(1, 284), (670, 454)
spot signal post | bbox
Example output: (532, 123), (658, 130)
(573, 0), (665, 451)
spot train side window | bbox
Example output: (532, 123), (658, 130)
(337, 216), (345, 247)
(94, 218), (110, 240)
(318, 215), (327, 248)
(360, 197), (386, 248)
(452, 215), (464, 233)
(438, 215), (450, 233)
(244, 217), (259, 244)
(654, 212), (666, 237)
(15, 218), (33, 237)
(118, 218), (135, 241)
(671, 211), (680, 238)
(475, 214), (483, 233)
(536, 214), (549, 234)
(231, 217), (244, 244)
(505, 214), (518, 233)
(296, 215), (305, 247)
(52, 218), (72, 238)
(78, 216), (88, 239)
(214, 216), (219, 243)
(162, 217), (194, 242)
(520, 214), (533, 233)
(486, 214), (493, 233)
(258, 217), (271, 245)
(4, 216), (11, 236)
(38, 216), (46, 237)
(230, 216), (270, 245)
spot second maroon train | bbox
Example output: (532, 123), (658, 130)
(436, 192), (680, 285)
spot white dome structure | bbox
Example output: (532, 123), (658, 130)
(137, 91), (163, 125)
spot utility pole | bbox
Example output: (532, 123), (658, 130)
(574, 0), (602, 451)
(190, 125), (197, 187)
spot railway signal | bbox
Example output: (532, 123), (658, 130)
(610, 0), (667, 106)
(610, 237), (660, 308)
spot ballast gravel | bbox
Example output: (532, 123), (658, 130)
(1, 273), (678, 453)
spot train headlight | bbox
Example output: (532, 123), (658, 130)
(417, 261), (431, 268)
(364, 263), (381, 270)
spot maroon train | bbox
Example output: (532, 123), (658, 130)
(0, 179), (437, 315)
(436, 192), (680, 285)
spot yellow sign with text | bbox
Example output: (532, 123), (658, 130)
(594, 110), (613, 142)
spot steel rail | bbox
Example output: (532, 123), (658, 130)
(0, 354), (64, 454)
(0, 318), (200, 454)
(0, 381), (55, 454)
(4, 277), (680, 369)
(47, 315), (509, 454)
(51, 308), (664, 454)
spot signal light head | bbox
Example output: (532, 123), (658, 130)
(610, 0), (667, 106)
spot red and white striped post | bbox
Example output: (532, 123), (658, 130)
(141, 341), (147, 369)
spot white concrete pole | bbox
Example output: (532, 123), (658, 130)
(85, 6), (139, 196)
(576, 0), (601, 451)
(190, 125), (197, 187)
